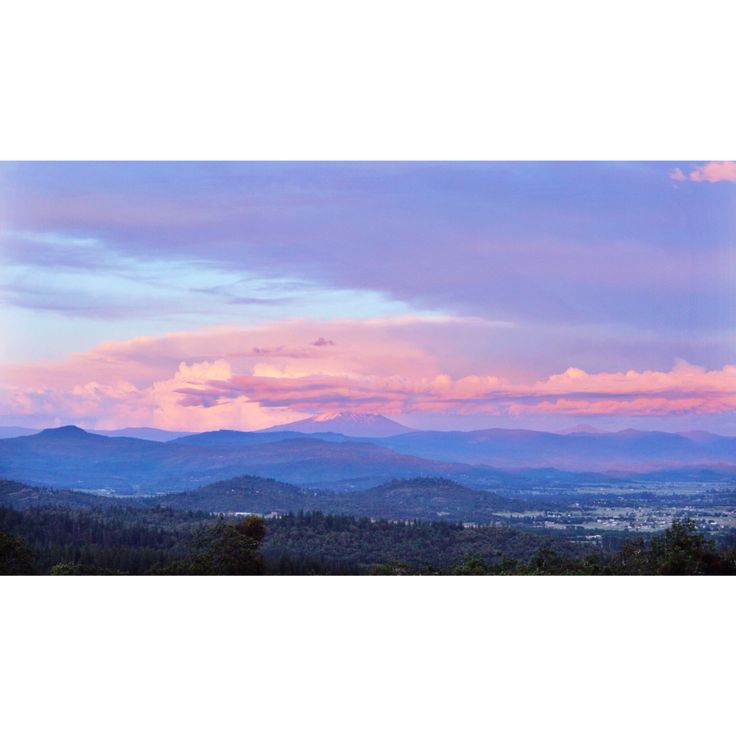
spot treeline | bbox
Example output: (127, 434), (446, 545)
(0, 505), (208, 575)
(261, 511), (578, 571)
(0, 505), (574, 574)
(262, 513), (736, 575)
(1, 503), (735, 575)
(444, 519), (736, 575)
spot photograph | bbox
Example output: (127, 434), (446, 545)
(2, 161), (735, 576)
(1, 4), (733, 734)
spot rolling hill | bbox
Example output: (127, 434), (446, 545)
(151, 475), (319, 513)
(1, 474), (523, 523)
(145, 475), (524, 521)
(0, 479), (125, 510)
(322, 477), (525, 521)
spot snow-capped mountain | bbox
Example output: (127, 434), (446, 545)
(262, 411), (411, 437)
(558, 424), (606, 435)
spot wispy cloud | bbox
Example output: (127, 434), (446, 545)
(3, 162), (734, 339)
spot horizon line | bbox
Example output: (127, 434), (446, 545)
(2, 422), (734, 439)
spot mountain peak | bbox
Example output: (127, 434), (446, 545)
(38, 425), (90, 438)
(263, 411), (411, 437)
(559, 424), (606, 435)
(314, 411), (384, 423)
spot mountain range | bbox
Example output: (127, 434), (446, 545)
(0, 425), (486, 492)
(0, 413), (735, 494)
(374, 427), (736, 472)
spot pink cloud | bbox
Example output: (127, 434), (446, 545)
(3, 317), (736, 429)
(670, 161), (736, 183)
(670, 168), (687, 182)
(181, 361), (736, 418)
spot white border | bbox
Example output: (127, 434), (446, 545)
(2, 577), (734, 735)
(2, 1), (735, 160)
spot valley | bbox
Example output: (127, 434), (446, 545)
(2, 417), (735, 575)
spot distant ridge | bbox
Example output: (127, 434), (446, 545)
(262, 411), (411, 437)
(0, 425), (196, 442)
(559, 424), (606, 434)
(0, 426), (40, 440)
(92, 427), (193, 442)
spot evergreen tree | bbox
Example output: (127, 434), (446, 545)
(0, 531), (35, 574)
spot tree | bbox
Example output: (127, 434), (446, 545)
(648, 519), (729, 575)
(0, 531), (35, 575)
(166, 516), (267, 575)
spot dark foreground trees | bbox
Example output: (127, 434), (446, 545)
(447, 520), (736, 575)
(0, 531), (35, 574)
(159, 515), (266, 575)
(1, 502), (735, 575)
(0, 505), (267, 575)
(612, 519), (734, 575)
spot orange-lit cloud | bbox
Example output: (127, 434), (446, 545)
(2, 319), (736, 430)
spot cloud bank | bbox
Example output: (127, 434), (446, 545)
(2, 319), (736, 431)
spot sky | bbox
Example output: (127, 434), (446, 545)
(1, 161), (735, 433)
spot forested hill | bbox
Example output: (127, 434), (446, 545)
(1, 474), (525, 523)
(145, 475), (525, 521)
(151, 475), (318, 513)
(327, 477), (525, 520)
(0, 479), (125, 510)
